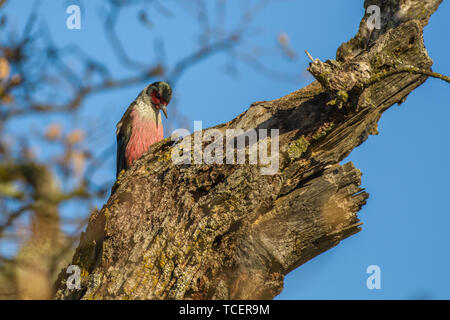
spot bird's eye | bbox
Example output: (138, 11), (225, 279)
(150, 91), (162, 105)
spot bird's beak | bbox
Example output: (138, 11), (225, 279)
(161, 104), (168, 119)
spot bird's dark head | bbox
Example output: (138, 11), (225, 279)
(146, 81), (172, 118)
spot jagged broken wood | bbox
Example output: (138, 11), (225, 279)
(55, 0), (446, 299)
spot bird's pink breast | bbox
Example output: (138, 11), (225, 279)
(125, 111), (163, 167)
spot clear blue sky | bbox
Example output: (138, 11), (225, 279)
(3, 0), (450, 299)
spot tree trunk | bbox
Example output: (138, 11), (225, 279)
(55, 0), (444, 299)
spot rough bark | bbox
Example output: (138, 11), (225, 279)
(55, 0), (444, 299)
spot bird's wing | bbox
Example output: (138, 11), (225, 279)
(116, 103), (134, 177)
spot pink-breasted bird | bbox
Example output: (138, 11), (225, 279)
(116, 81), (172, 177)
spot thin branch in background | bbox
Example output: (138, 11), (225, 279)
(0, 205), (31, 238)
(102, 3), (151, 70)
(167, 34), (241, 86)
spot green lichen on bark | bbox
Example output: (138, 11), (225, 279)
(312, 123), (335, 140)
(327, 90), (348, 109)
(288, 136), (310, 161)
